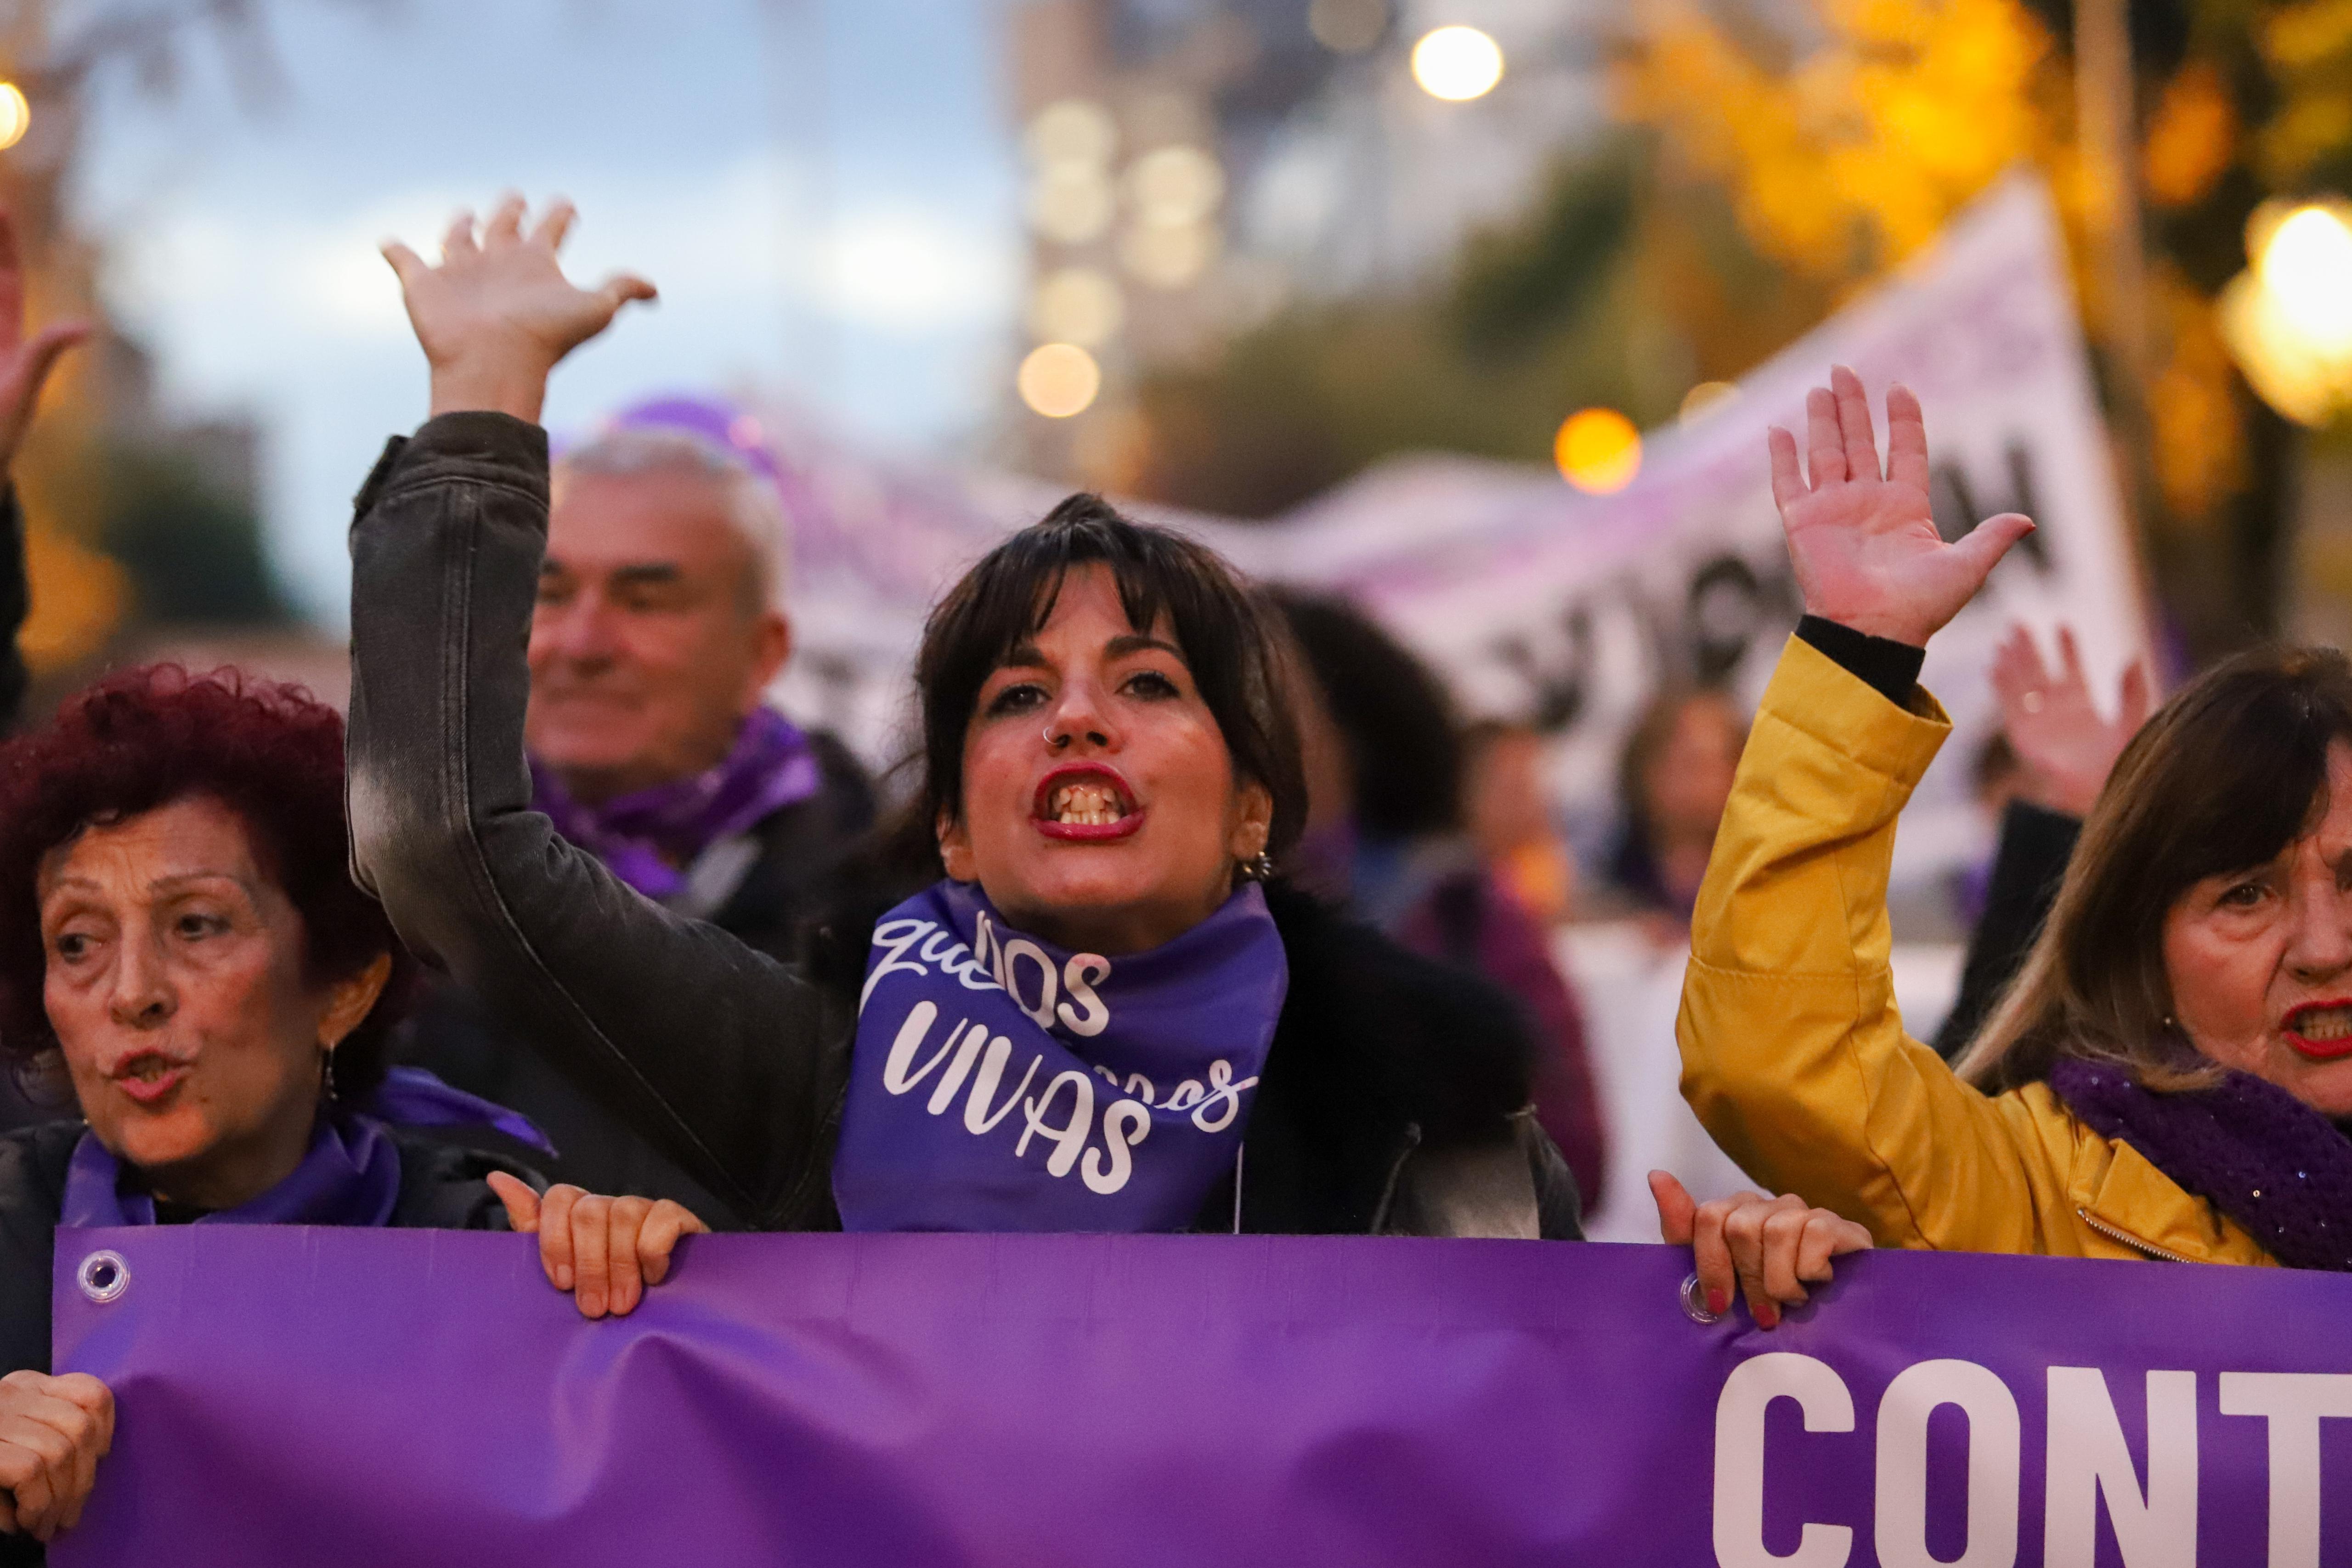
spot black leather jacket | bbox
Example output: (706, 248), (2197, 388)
(345, 414), (1581, 1239)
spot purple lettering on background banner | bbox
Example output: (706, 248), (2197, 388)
(47, 1230), (2352, 1565)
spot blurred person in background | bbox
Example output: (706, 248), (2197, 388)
(1931, 625), (2151, 1058)
(0, 212), (90, 1136)
(395, 415), (875, 1225)
(0, 669), (701, 1560)
(1267, 589), (1608, 1212)
(1600, 686), (1747, 928)
(1463, 721), (1577, 927)
(1686, 366), (2352, 1271)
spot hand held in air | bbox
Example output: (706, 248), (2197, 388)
(490, 1171), (710, 1320)
(380, 194), (656, 425)
(0, 1368), (113, 1542)
(1767, 365), (2033, 649)
(0, 209), (88, 474)
(1651, 1170), (1872, 1331)
(1991, 622), (2154, 818)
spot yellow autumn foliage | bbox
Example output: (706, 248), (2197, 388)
(1618, 0), (2052, 286)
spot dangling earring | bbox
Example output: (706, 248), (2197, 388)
(1239, 851), (1275, 882)
(321, 1043), (341, 1104)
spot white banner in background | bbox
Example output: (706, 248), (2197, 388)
(768, 172), (2144, 871)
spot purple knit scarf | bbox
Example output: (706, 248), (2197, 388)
(531, 707), (821, 902)
(2047, 1055), (2352, 1270)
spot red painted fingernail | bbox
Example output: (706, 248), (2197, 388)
(1758, 1303), (1780, 1329)
(1707, 1288), (1729, 1316)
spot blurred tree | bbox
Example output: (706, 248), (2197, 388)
(1123, 0), (2352, 654)
(98, 442), (284, 623)
(1122, 136), (1833, 516)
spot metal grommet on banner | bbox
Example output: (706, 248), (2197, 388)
(77, 1249), (130, 1305)
(1679, 1272), (1722, 1325)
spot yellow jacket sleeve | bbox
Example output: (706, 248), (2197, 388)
(1677, 635), (2084, 1253)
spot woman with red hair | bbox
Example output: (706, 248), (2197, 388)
(0, 667), (708, 1558)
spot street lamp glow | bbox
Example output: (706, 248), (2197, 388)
(0, 85), (31, 152)
(2220, 197), (2352, 427)
(1411, 26), (1504, 102)
(2256, 202), (2352, 356)
(1555, 408), (1641, 493)
(1018, 343), (1102, 419)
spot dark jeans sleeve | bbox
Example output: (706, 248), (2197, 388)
(1932, 799), (2081, 1060)
(344, 413), (847, 1227)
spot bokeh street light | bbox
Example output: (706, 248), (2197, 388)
(0, 85), (30, 152)
(2219, 197), (2352, 426)
(1018, 343), (1102, 418)
(1411, 26), (1504, 102)
(1555, 408), (1641, 493)
(1029, 267), (1125, 349)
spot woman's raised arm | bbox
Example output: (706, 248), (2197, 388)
(348, 197), (849, 1228)
(1677, 368), (2069, 1253)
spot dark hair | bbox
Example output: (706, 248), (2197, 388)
(908, 493), (1306, 864)
(1606, 685), (1747, 907)
(0, 666), (414, 1098)
(1266, 588), (1462, 840)
(1962, 644), (2352, 1091)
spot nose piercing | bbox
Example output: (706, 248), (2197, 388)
(1045, 726), (1068, 749)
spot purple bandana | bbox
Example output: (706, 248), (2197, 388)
(530, 707), (821, 902)
(834, 880), (1289, 1233)
(2048, 1055), (2352, 1270)
(60, 1111), (401, 1229)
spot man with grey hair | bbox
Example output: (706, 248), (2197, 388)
(397, 417), (873, 1222)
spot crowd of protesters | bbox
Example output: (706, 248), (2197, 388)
(0, 193), (2344, 1550)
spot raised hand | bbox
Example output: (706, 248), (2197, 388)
(1769, 366), (2034, 649)
(381, 194), (655, 425)
(0, 209), (89, 472)
(489, 1171), (710, 1320)
(1990, 623), (2153, 818)
(0, 1369), (113, 1542)
(1651, 1170), (1871, 1331)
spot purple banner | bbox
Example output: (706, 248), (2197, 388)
(46, 1229), (2352, 1565)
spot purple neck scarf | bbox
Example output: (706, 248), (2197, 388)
(2048, 1055), (2352, 1270)
(531, 707), (821, 902)
(834, 880), (1289, 1233)
(61, 1111), (401, 1229)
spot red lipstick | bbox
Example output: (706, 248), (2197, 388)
(2283, 1000), (2352, 1060)
(1033, 764), (1143, 842)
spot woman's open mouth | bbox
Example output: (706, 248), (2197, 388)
(110, 1050), (191, 1106)
(2284, 1001), (2352, 1060)
(1033, 765), (1143, 842)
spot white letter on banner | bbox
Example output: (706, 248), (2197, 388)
(1015, 1069), (1095, 1176)
(1713, 1353), (1855, 1568)
(881, 1004), (955, 1096)
(2044, 1369), (2197, 1568)
(1874, 1359), (2020, 1568)
(2218, 1372), (2352, 1568)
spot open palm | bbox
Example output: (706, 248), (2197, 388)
(0, 209), (88, 470)
(1770, 367), (2033, 649)
(382, 195), (654, 423)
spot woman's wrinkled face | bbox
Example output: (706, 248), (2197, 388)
(39, 795), (385, 1207)
(940, 562), (1272, 955)
(2164, 740), (2352, 1116)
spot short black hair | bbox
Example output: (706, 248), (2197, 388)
(911, 493), (1306, 861)
(1267, 588), (1463, 840)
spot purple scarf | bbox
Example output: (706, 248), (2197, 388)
(2048, 1055), (2352, 1271)
(58, 1067), (552, 1228)
(62, 1112), (401, 1228)
(834, 880), (1289, 1233)
(531, 707), (821, 902)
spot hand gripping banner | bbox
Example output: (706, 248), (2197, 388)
(47, 1229), (2352, 1566)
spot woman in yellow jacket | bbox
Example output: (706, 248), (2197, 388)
(1681, 366), (2352, 1288)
